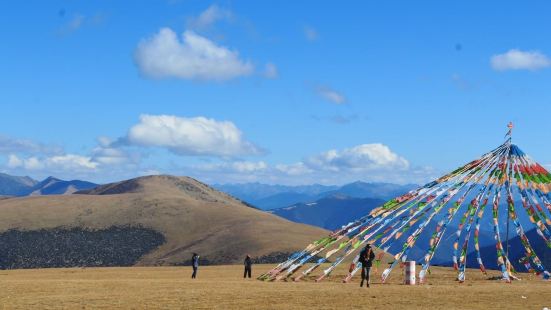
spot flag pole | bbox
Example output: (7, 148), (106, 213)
(505, 122), (513, 279)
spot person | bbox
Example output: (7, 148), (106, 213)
(191, 253), (199, 279)
(244, 254), (252, 278)
(359, 244), (375, 288)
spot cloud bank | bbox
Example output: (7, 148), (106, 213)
(188, 143), (431, 185)
(0, 135), (61, 155)
(7, 154), (98, 171)
(1, 120), (432, 185)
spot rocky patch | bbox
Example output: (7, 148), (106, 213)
(0, 226), (165, 269)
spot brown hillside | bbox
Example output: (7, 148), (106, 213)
(0, 175), (327, 267)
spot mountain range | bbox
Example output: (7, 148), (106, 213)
(0, 171), (547, 272)
(214, 181), (417, 210)
(0, 172), (37, 196)
(269, 195), (385, 230)
(0, 175), (326, 269)
(0, 173), (97, 196)
(28, 176), (97, 195)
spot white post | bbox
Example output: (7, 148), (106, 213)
(404, 261), (416, 285)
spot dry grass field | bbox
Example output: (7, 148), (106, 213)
(0, 264), (549, 309)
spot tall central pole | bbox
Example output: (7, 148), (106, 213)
(505, 122), (513, 278)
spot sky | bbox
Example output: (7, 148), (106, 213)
(1, 0), (551, 186)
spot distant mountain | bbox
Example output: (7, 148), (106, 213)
(28, 176), (98, 196)
(0, 173), (37, 196)
(0, 173), (97, 196)
(214, 181), (416, 210)
(326, 181), (417, 201)
(270, 195), (385, 230)
(253, 192), (319, 210)
(213, 182), (337, 206)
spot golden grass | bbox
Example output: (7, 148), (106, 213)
(0, 264), (549, 309)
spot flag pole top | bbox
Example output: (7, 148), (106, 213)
(506, 122), (514, 143)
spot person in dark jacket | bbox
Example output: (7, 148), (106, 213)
(191, 253), (199, 279)
(244, 254), (252, 278)
(359, 244), (375, 287)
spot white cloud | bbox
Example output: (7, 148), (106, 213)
(303, 25), (319, 41)
(134, 28), (254, 81)
(315, 85), (346, 104)
(185, 143), (425, 186)
(0, 135), (61, 155)
(275, 162), (313, 176)
(197, 161), (268, 173)
(231, 161), (268, 172)
(7, 154), (24, 168)
(19, 157), (44, 170)
(2, 132), (139, 182)
(7, 154), (98, 171)
(1, 131), (428, 186)
(264, 62), (278, 79)
(305, 144), (409, 172)
(1, 136), (140, 183)
(188, 5), (233, 30)
(97, 136), (113, 148)
(47, 154), (98, 170)
(91, 145), (131, 165)
(490, 49), (551, 71)
(122, 114), (261, 157)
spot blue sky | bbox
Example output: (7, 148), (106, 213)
(1, 0), (551, 185)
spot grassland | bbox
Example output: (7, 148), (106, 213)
(0, 264), (549, 309)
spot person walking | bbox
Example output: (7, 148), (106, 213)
(191, 253), (199, 279)
(359, 244), (375, 288)
(244, 254), (252, 278)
